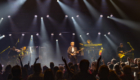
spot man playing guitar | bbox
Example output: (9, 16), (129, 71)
(117, 43), (132, 61)
(67, 42), (79, 64)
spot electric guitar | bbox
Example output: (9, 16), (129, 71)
(68, 48), (84, 58)
(118, 49), (132, 58)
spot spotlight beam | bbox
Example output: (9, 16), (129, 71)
(110, 0), (128, 19)
(72, 18), (86, 42)
(105, 35), (117, 51)
(83, 0), (99, 19)
(110, 17), (140, 30)
(0, 35), (4, 40)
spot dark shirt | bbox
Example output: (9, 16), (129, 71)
(117, 47), (125, 53)
(8, 50), (18, 57)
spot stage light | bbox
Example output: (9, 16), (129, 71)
(59, 33), (62, 36)
(22, 34), (25, 36)
(9, 34), (12, 36)
(100, 15), (103, 17)
(104, 34), (106, 36)
(51, 33), (54, 36)
(108, 32), (110, 35)
(56, 39), (58, 41)
(107, 16), (110, 18)
(31, 35), (33, 37)
(41, 17), (43, 19)
(73, 33), (75, 35)
(76, 15), (79, 17)
(65, 15), (68, 18)
(8, 15), (11, 18)
(57, 0), (59, 2)
(36, 33), (39, 36)
(46, 15), (49, 18)
(71, 17), (74, 19)
(1, 18), (3, 20)
(110, 14), (113, 17)
(98, 32), (101, 35)
(80, 35), (82, 37)
(3, 35), (5, 37)
(87, 33), (89, 35)
(35, 15), (37, 17)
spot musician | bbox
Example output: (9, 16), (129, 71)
(8, 46), (19, 65)
(117, 43), (126, 61)
(67, 42), (79, 64)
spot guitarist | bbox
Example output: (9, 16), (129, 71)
(117, 43), (126, 62)
(67, 42), (79, 64)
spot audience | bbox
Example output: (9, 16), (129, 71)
(28, 63), (44, 80)
(120, 65), (134, 80)
(0, 56), (139, 80)
(114, 64), (122, 76)
(11, 65), (22, 80)
(71, 59), (96, 80)
(44, 69), (54, 80)
(108, 70), (121, 80)
(0, 64), (3, 80)
(98, 65), (109, 80)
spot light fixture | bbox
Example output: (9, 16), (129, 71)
(9, 34), (12, 36)
(65, 15), (68, 18)
(35, 15), (37, 17)
(108, 32), (110, 35)
(76, 15), (79, 17)
(22, 34), (25, 36)
(46, 15), (49, 18)
(100, 15), (103, 17)
(36, 33), (39, 36)
(59, 33), (62, 36)
(73, 33), (75, 35)
(8, 15), (11, 18)
(98, 32), (101, 35)
(51, 33), (54, 36)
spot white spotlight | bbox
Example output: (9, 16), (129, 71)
(57, 0), (59, 2)
(110, 14), (113, 17)
(41, 17), (43, 19)
(104, 34), (106, 36)
(71, 17), (74, 19)
(8, 15), (11, 18)
(56, 39), (58, 41)
(36, 33), (39, 36)
(76, 15), (79, 17)
(1, 18), (3, 20)
(59, 33), (62, 36)
(46, 15), (49, 18)
(108, 32), (110, 35)
(98, 32), (101, 35)
(65, 15), (68, 18)
(73, 33), (75, 35)
(22, 34), (25, 36)
(9, 34), (12, 36)
(80, 35), (82, 37)
(87, 33), (89, 35)
(100, 15), (103, 17)
(3, 35), (5, 37)
(35, 15), (37, 17)
(107, 16), (110, 18)
(31, 35), (33, 37)
(51, 33), (54, 36)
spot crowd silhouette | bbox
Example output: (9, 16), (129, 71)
(0, 56), (139, 80)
